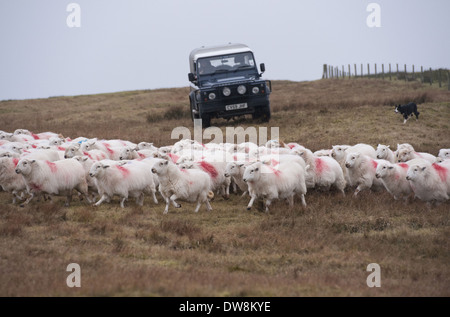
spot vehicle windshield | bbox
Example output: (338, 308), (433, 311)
(196, 52), (257, 84)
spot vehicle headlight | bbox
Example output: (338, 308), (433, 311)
(208, 92), (216, 100)
(252, 86), (259, 94)
(237, 85), (246, 95)
(223, 87), (231, 97)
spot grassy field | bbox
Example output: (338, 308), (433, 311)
(0, 78), (449, 296)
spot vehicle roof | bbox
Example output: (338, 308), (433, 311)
(189, 43), (253, 73)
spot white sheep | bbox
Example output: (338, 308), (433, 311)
(81, 140), (126, 160)
(0, 157), (27, 203)
(294, 147), (346, 195)
(224, 161), (249, 196)
(375, 160), (414, 201)
(89, 160), (158, 208)
(243, 160), (307, 212)
(151, 159), (213, 214)
(64, 143), (109, 160)
(137, 142), (158, 151)
(406, 160), (450, 203)
(15, 158), (91, 207)
(344, 152), (383, 196)
(437, 149), (450, 161)
(21, 149), (60, 162)
(118, 146), (156, 160)
(396, 148), (436, 163)
(376, 144), (396, 163)
(332, 143), (376, 185)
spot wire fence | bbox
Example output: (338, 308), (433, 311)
(322, 63), (450, 90)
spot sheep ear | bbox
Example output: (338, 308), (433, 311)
(421, 166), (426, 171)
(30, 160), (36, 164)
(82, 157), (88, 162)
(238, 163), (245, 167)
(103, 165), (110, 169)
(388, 166), (394, 169)
(255, 167), (259, 171)
(164, 160), (169, 165)
(387, 145), (390, 149)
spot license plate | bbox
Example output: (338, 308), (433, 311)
(225, 103), (248, 111)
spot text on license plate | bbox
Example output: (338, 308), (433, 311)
(225, 103), (248, 111)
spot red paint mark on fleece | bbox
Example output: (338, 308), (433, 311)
(315, 157), (328, 175)
(58, 146), (66, 151)
(179, 168), (188, 173)
(31, 133), (40, 140)
(30, 183), (42, 191)
(199, 161), (218, 179)
(116, 165), (130, 178)
(31, 144), (37, 148)
(167, 153), (179, 163)
(12, 158), (19, 167)
(287, 143), (296, 149)
(414, 152), (422, 158)
(371, 160), (378, 169)
(83, 151), (93, 160)
(398, 163), (409, 170)
(268, 165), (282, 177)
(103, 143), (114, 156)
(271, 159), (279, 167)
(46, 161), (57, 173)
(138, 152), (146, 159)
(432, 163), (448, 182)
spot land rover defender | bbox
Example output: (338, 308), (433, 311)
(188, 43), (271, 127)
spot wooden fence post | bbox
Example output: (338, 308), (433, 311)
(412, 65), (415, 79)
(404, 64), (407, 82)
(375, 63), (377, 78)
(429, 67), (433, 86)
(421, 66), (423, 83)
(439, 69), (442, 87)
(354, 64), (357, 78)
(367, 64), (370, 78)
(389, 63), (392, 80)
(361, 64), (363, 77)
(348, 64), (351, 79)
(342, 65), (344, 79)
(323, 64), (328, 79)
(396, 63), (399, 79)
(382, 64), (384, 80)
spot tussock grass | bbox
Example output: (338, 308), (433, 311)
(0, 79), (449, 296)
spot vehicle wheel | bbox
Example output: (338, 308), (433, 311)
(200, 115), (211, 128)
(189, 99), (199, 121)
(261, 105), (271, 122)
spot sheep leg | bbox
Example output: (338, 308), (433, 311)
(265, 199), (272, 212)
(194, 201), (202, 213)
(94, 194), (109, 206)
(163, 196), (170, 214)
(152, 190), (158, 204)
(300, 194), (307, 207)
(205, 199), (212, 212)
(247, 195), (256, 210)
(20, 192), (35, 207)
(120, 196), (127, 208)
(169, 194), (181, 208)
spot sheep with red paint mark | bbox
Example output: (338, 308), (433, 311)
(406, 159), (450, 203)
(344, 152), (384, 197)
(243, 160), (307, 212)
(14, 158), (91, 207)
(396, 148), (436, 163)
(376, 144), (396, 163)
(118, 146), (156, 160)
(89, 160), (158, 208)
(21, 148), (61, 162)
(0, 157), (27, 204)
(81, 139), (136, 160)
(151, 159), (213, 214)
(64, 143), (108, 161)
(224, 161), (249, 196)
(437, 148), (450, 162)
(294, 148), (345, 195)
(375, 160), (414, 201)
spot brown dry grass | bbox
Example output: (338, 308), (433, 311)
(0, 78), (449, 297)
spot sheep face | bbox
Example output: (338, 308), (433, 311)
(64, 144), (80, 159)
(375, 162), (394, 179)
(243, 163), (261, 183)
(151, 160), (169, 175)
(376, 145), (390, 159)
(331, 146), (347, 160)
(345, 153), (361, 169)
(406, 164), (427, 181)
(14, 129), (31, 135)
(15, 159), (35, 176)
(119, 147), (133, 160)
(396, 149), (411, 162)
(89, 162), (109, 178)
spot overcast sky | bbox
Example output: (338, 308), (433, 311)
(0, 0), (449, 100)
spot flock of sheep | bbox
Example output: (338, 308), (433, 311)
(1, 128), (449, 213)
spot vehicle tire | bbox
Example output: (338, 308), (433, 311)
(200, 114), (211, 128)
(261, 105), (271, 122)
(190, 99), (200, 121)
